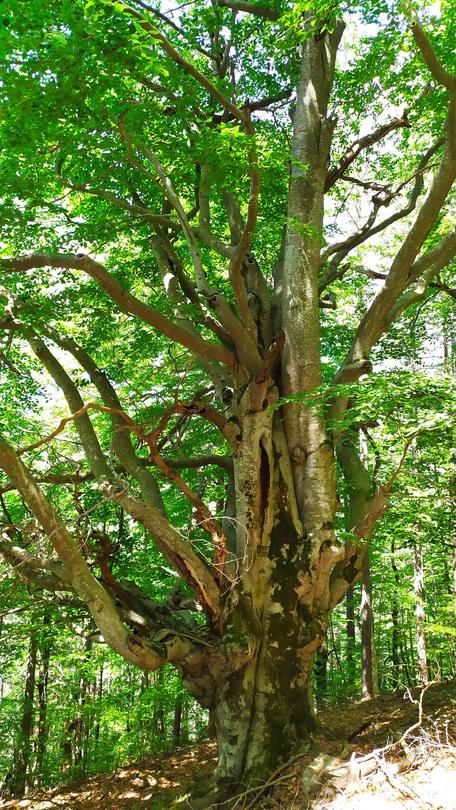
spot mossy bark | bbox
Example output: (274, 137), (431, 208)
(210, 440), (325, 787)
(214, 616), (317, 787)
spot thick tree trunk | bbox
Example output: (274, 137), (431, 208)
(213, 616), (317, 787)
(210, 447), (325, 788)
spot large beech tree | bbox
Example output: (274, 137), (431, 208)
(0, 0), (455, 801)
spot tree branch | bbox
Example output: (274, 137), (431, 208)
(410, 19), (456, 93)
(217, 0), (280, 20)
(329, 432), (418, 607)
(387, 225), (456, 324)
(101, 483), (223, 631)
(56, 158), (179, 231)
(0, 455), (233, 496)
(335, 83), (456, 385)
(0, 439), (167, 669)
(111, 1), (246, 123)
(325, 114), (411, 191)
(22, 327), (114, 483)
(0, 532), (73, 589)
(13, 396), (232, 590)
(42, 325), (167, 514)
(321, 139), (444, 270)
(196, 165), (235, 259)
(132, 0), (214, 58)
(0, 253), (235, 368)
(227, 111), (262, 339)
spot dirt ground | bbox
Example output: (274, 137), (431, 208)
(1, 679), (455, 809)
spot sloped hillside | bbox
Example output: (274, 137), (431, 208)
(1, 680), (455, 809)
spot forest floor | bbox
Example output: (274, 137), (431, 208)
(1, 679), (455, 809)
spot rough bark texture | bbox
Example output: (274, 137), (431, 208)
(213, 419), (320, 784)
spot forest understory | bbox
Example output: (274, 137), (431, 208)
(1, 680), (455, 810)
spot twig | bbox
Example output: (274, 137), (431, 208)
(372, 751), (432, 808)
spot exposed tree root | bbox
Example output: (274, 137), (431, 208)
(186, 684), (451, 809)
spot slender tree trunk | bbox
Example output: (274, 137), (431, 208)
(450, 474), (456, 599)
(35, 633), (51, 785)
(390, 538), (401, 688)
(402, 627), (414, 687)
(0, 615), (3, 702)
(94, 660), (103, 747)
(152, 669), (165, 739)
(315, 640), (329, 708)
(453, 526), (456, 598)
(181, 702), (189, 745)
(414, 543), (429, 685)
(361, 548), (375, 699)
(338, 431), (373, 698)
(346, 585), (356, 689)
(62, 719), (76, 772)
(8, 634), (38, 796)
(173, 693), (183, 747)
(74, 638), (92, 770)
